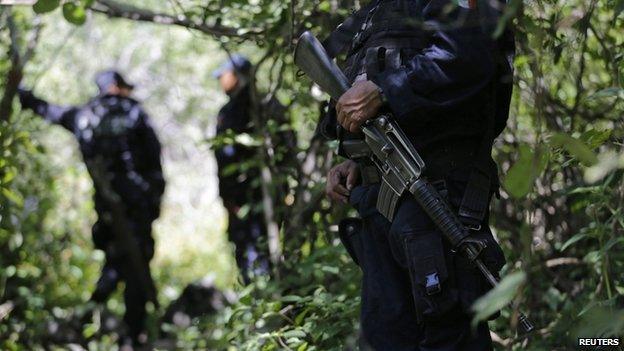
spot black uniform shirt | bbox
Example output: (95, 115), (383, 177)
(214, 86), (259, 209)
(322, 0), (513, 176)
(20, 92), (165, 213)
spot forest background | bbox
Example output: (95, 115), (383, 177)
(0, 0), (623, 350)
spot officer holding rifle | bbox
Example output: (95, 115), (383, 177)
(315, 0), (517, 349)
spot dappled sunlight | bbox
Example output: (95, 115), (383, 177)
(1, 0), (623, 350)
(29, 10), (237, 298)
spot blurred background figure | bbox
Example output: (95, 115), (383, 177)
(212, 55), (270, 284)
(18, 70), (165, 347)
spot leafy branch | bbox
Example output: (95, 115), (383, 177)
(0, 10), (41, 121)
(89, 0), (263, 39)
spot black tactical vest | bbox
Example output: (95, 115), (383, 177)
(343, 0), (427, 83)
(321, 0), (516, 226)
(76, 95), (140, 174)
(322, 0), (430, 155)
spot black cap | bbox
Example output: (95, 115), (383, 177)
(212, 54), (252, 79)
(95, 70), (134, 94)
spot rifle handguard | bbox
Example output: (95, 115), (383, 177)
(409, 178), (470, 248)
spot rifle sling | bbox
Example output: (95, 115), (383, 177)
(458, 83), (497, 228)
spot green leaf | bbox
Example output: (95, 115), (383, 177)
(578, 298), (618, 317)
(583, 250), (601, 264)
(560, 233), (588, 251)
(602, 237), (624, 252)
(282, 329), (307, 339)
(585, 151), (624, 183)
(566, 185), (601, 195)
(234, 133), (261, 147)
(550, 133), (598, 166)
(471, 271), (526, 326)
(2, 188), (24, 207)
(574, 307), (624, 338)
(493, 0), (521, 38)
(281, 295), (302, 303)
(587, 87), (624, 99)
(33, 0), (60, 13)
(503, 144), (548, 198)
(617, 0), (624, 17)
(318, 0), (331, 12)
(2, 168), (16, 183)
(62, 2), (87, 25)
(320, 265), (339, 274)
(581, 129), (612, 149)
(294, 307), (310, 326)
(82, 323), (99, 338)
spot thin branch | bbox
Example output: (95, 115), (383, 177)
(289, 0), (296, 49)
(569, 1), (596, 122)
(0, 301), (14, 322)
(276, 336), (294, 351)
(545, 257), (582, 268)
(90, 0), (263, 39)
(0, 12), (42, 121)
(30, 26), (76, 89)
(250, 49), (284, 274)
(490, 331), (511, 347)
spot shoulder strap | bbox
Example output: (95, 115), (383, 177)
(321, 2), (378, 59)
(458, 39), (513, 229)
(457, 130), (495, 229)
(458, 82), (496, 229)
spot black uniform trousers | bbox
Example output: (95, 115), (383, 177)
(346, 173), (505, 351)
(92, 195), (156, 339)
(227, 211), (270, 284)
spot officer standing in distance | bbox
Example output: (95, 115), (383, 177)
(212, 55), (270, 283)
(320, 0), (515, 349)
(18, 71), (165, 347)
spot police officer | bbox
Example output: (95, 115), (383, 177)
(18, 70), (164, 346)
(321, 0), (514, 349)
(213, 55), (270, 283)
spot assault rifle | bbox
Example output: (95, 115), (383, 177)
(294, 31), (534, 333)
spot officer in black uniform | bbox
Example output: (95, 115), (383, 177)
(322, 0), (514, 350)
(213, 55), (270, 283)
(18, 70), (164, 346)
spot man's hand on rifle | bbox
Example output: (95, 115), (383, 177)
(336, 80), (383, 133)
(326, 160), (360, 204)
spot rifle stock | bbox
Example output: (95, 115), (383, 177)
(294, 31), (350, 101)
